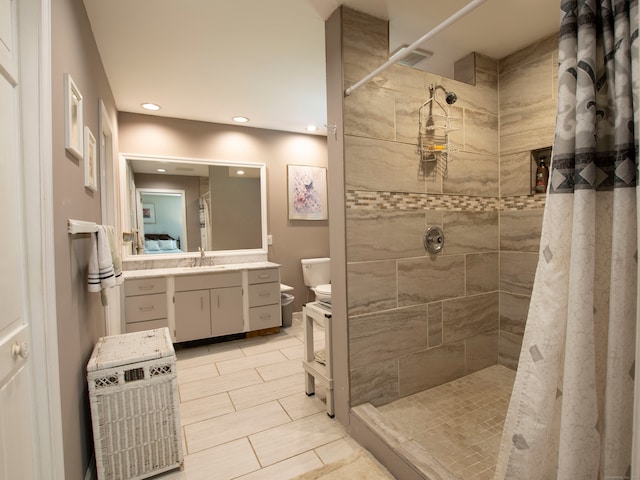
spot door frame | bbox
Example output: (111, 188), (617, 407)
(18, 0), (64, 476)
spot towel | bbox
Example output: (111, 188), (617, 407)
(105, 225), (123, 286)
(88, 225), (122, 305)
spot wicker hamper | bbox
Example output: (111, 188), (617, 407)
(87, 327), (183, 480)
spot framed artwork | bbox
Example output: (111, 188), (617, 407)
(84, 126), (97, 191)
(142, 204), (156, 224)
(287, 165), (328, 220)
(64, 73), (84, 160)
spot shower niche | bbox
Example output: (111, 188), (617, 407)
(531, 146), (552, 195)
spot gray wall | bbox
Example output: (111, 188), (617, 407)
(52, 0), (119, 478)
(118, 113), (329, 312)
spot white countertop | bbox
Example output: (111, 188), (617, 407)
(122, 261), (281, 280)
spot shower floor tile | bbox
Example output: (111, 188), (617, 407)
(376, 365), (515, 480)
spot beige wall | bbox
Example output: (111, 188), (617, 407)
(52, 0), (119, 478)
(497, 33), (559, 367)
(337, 7), (558, 408)
(118, 113), (329, 312)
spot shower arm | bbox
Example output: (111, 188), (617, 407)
(344, 0), (488, 97)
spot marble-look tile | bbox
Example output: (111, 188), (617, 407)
(500, 252), (539, 296)
(249, 412), (347, 467)
(443, 151), (499, 197)
(184, 401), (291, 454)
(345, 135), (425, 192)
(179, 368), (263, 403)
(346, 209), (428, 262)
(257, 358), (305, 382)
(278, 391), (326, 421)
(177, 362), (219, 385)
(344, 86), (396, 140)
(500, 54), (555, 116)
(347, 260), (397, 315)
(500, 99), (557, 156)
(342, 7), (389, 86)
(466, 331), (499, 374)
(239, 335), (302, 357)
(397, 255), (465, 306)
(500, 292), (531, 336)
(398, 342), (466, 396)
(427, 302), (443, 348)
(464, 110), (499, 156)
(180, 392), (235, 426)
(475, 54), (498, 75)
(500, 151), (533, 196)
(280, 344), (304, 360)
(350, 358), (399, 407)
(234, 451), (323, 480)
(161, 438), (260, 480)
(499, 32), (559, 75)
(396, 95), (428, 145)
(314, 437), (363, 465)
(500, 209), (544, 253)
(386, 63), (432, 98)
(440, 77), (498, 117)
(466, 252), (499, 295)
(349, 305), (428, 369)
(442, 292), (499, 344)
(216, 350), (287, 375)
(442, 211), (499, 254)
(454, 52), (476, 86)
(498, 331), (524, 370)
(229, 373), (305, 411)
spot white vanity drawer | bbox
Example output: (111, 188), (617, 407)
(125, 277), (166, 296)
(125, 293), (167, 323)
(248, 304), (281, 330)
(125, 318), (168, 333)
(248, 268), (279, 285)
(248, 282), (280, 308)
(175, 271), (242, 292)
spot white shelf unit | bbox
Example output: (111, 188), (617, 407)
(302, 302), (334, 418)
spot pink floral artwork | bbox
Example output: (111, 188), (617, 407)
(288, 165), (327, 220)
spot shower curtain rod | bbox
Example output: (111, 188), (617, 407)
(344, 0), (489, 96)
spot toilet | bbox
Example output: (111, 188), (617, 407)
(301, 257), (331, 308)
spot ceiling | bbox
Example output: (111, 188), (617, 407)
(83, 0), (560, 136)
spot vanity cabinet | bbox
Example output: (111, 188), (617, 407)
(247, 268), (281, 330)
(124, 277), (168, 333)
(173, 271), (243, 342)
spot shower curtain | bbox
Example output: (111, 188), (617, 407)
(495, 1), (639, 479)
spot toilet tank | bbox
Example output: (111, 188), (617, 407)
(301, 257), (330, 287)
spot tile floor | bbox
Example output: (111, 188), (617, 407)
(158, 316), (364, 480)
(376, 364), (516, 480)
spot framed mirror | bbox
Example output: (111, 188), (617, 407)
(120, 153), (267, 258)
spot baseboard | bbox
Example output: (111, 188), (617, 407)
(84, 455), (96, 480)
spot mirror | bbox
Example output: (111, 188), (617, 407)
(121, 154), (267, 257)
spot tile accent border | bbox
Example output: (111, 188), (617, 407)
(346, 190), (546, 212)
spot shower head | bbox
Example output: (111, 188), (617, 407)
(445, 91), (457, 105)
(430, 84), (458, 105)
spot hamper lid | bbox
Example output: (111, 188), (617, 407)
(87, 327), (174, 372)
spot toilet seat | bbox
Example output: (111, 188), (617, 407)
(313, 283), (332, 302)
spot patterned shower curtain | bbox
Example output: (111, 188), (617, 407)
(494, 1), (639, 479)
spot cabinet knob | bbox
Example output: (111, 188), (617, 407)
(12, 341), (30, 359)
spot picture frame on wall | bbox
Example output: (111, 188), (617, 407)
(142, 204), (156, 224)
(287, 164), (328, 221)
(84, 126), (97, 191)
(64, 73), (84, 160)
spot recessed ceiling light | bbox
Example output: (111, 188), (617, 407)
(236, 170), (245, 175)
(233, 116), (249, 123)
(306, 125), (318, 132)
(156, 168), (167, 173)
(141, 103), (161, 111)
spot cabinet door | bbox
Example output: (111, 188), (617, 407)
(211, 286), (244, 336)
(175, 290), (211, 342)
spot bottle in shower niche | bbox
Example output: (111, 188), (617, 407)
(535, 155), (549, 193)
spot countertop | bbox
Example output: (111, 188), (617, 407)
(122, 261), (281, 280)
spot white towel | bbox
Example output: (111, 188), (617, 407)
(105, 225), (123, 286)
(88, 226), (119, 305)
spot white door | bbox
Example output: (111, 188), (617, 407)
(0, 0), (54, 477)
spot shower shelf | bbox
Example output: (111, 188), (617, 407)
(418, 94), (458, 176)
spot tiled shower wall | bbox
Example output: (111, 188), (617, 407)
(342, 7), (558, 408)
